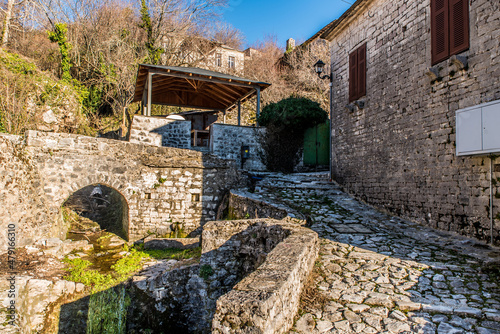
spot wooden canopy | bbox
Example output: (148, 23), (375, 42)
(132, 64), (271, 116)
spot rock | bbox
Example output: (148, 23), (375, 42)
(385, 321), (411, 333)
(396, 300), (421, 311)
(75, 283), (85, 292)
(432, 314), (449, 323)
(315, 320), (333, 333)
(295, 313), (315, 333)
(64, 281), (76, 295)
(476, 327), (499, 334)
(485, 312), (500, 322)
(348, 303), (370, 313)
(323, 311), (343, 323)
(363, 314), (382, 330)
(454, 306), (482, 318)
(341, 293), (365, 304)
(422, 304), (454, 314)
(365, 293), (394, 308)
(436, 322), (464, 334)
(389, 310), (407, 321)
(42, 109), (58, 124)
(334, 320), (351, 332)
(449, 315), (474, 330)
(344, 309), (361, 323)
(370, 306), (389, 317)
(433, 274), (445, 281)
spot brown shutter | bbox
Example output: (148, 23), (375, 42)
(349, 50), (357, 102)
(449, 0), (469, 55)
(357, 43), (367, 99)
(431, 0), (449, 65)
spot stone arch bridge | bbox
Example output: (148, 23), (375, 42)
(0, 131), (240, 250)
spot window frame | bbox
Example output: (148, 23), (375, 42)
(228, 56), (235, 69)
(216, 53), (222, 67)
(431, 0), (469, 65)
(349, 43), (367, 103)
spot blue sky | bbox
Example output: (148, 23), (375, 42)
(222, 0), (353, 50)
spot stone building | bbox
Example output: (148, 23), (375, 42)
(314, 0), (500, 243)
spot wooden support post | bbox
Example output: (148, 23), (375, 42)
(237, 100), (241, 126)
(147, 72), (153, 116)
(255, 86), (261, 126)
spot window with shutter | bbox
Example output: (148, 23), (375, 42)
(349, 43), (367, 103)
(431, 0), (469, 65)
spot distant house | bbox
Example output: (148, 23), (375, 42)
(315, 0), (500, 243)
(161, 34), (249, 76)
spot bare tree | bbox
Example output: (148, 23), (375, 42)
(245, 35), (330, 111)
(209, 22), (244, 49)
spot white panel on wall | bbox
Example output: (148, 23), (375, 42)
(456, 107), (482, 155)
(482, 103), (500, 152)
(456, 99), (500, 156)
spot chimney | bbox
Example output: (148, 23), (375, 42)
(286, 38), (295, 52)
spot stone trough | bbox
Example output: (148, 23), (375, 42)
(206, 219), (319, 334)
(130, 218), (319, 334)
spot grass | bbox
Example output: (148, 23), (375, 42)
(63, 258), (117, 292)
(64, 248), (151, 292)
(142, 246), (202, 261)
(64, 243), (201, 292)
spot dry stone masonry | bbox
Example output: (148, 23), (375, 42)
(129, 218), (318, 333)
(0, 130), (242, 250)
(129, 115), (191, 149)
(326, 0), (500, 243)
(210, 123), (266, 171)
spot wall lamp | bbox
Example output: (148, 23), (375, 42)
(314, 60), (332, 81)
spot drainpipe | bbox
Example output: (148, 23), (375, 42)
(255, 86), (261, 126)
(329, 67), (333, 182)
(490, 156), (494, 244)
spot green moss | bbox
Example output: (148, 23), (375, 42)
(63, 258), (116, 292)
(86, 285), (130, 334)
(111, 249), (150, 277)
(142, 246), (201, 260)
(64, 248), (151, 292)
(200, 264), (213, 279)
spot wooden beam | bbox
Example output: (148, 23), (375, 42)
(147, 69), (263, 90)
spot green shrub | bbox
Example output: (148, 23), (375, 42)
(257, 97), (327, 172)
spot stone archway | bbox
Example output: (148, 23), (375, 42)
(63, 184), (129, 241)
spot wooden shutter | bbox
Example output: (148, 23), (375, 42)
(357, 43), (367, 99)
(349, 50), (358, 102)
(449, 0), (469, 55)
(431, 0), (449, 65)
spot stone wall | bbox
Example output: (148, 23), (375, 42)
(326, 0), (500, 243)
(210, 123), (266, 171)
(130, 218), (318, 334)
(227, 189), (294, 220)
(208, 219), (319, 334)
(0, 134), (65, 252)
(4, 130), (242, 246)
(129, 115), (191, 149)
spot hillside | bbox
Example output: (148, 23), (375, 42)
(0, 49), (93, 135)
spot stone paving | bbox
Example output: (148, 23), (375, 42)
(253, 172), (500, 334)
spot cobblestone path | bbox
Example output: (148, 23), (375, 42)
(254, 172), (500, 334)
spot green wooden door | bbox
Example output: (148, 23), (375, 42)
(303, 121), (330, 166)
